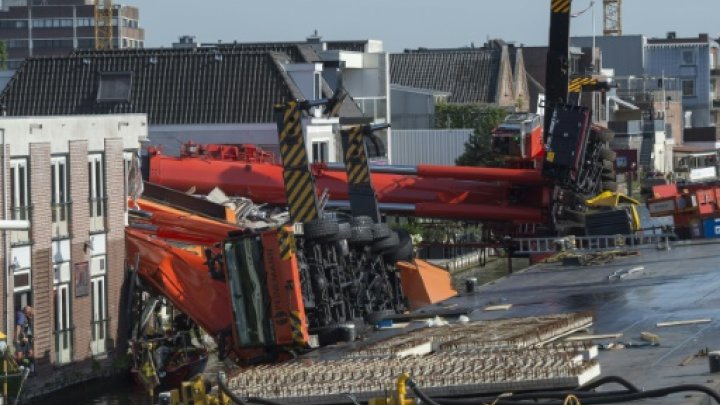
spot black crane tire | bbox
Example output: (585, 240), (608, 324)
(599, 148), (617, 161)
(349, 226), (374, 245)
(386, 229), (414, 263)
(602, 181), (618, 192)
(601, 171), (616, 181)
(564, 209), (587, 224)
(351, 216), (375, 227)
(591, 128), (615, 142)
(303, 218), (340, 240)
(372, 223), (392, 240)
(373, 232), (400, 253)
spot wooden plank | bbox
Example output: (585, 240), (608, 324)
(483, 304), (513, 311)
(656, 319), (712, 328)
(565, 333), (622, 341)
(640, 331), (660, 344)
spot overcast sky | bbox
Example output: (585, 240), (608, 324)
(123, 0), (720, 51)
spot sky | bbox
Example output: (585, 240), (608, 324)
(122, 0), (720, 51)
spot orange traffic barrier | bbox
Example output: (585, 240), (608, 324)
(397, 259), (457, 310)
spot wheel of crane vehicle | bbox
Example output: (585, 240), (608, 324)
(601, 171), (616, 181)
(599, 148), (617, 161)
(591, 128), (615, 142)
(602, 180), (618, 192)
(563, 209), (587, 225)
(351, 216), (375, 227)
(371, 223), (392, 240)
(327, 222), (352, 242)
(386, 229), (414, 263)
(349, 226), (374, 245)
(372, 231), (400, 253)
(303, 218), (340, 240)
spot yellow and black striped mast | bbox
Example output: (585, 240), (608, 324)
(340, 123), (389, 221)
(273, 89), (348, 224)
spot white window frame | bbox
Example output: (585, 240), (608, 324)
(312, 141), (329, 163)
(88, 154), (106, 232)
(51, 156), (70, 238)
(54, 280), (72, 364)
(90, 253), (107, 355)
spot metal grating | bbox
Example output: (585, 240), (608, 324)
(227, 313), (600, 403)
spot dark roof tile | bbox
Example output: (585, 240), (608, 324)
(1, 51), (304, 124)
(389, 49), (502, 104)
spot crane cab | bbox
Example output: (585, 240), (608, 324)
(491, 113), (544, 168)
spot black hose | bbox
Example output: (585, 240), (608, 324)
(245, 398), (287, 405)
(407, 379), (720, 405)
(578, 375), (640, 393)
(406, 378), (444, 405)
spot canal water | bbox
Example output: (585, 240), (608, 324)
(28, 376), (153, 405)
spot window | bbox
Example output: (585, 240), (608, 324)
(90, 249), (107, 355)
(32, 18), (73, 28)
(53, 238), (72, 364)
(0, 20), (27, 29)
(76, 18), (94, 27)
(51, 156), (70, 239)
(5, 40), (29, 49)
(312, 141), (328, 163)
(33, 39), (74, 49)
(88, 154), (106, 232)
(314, 72), (322, 100)
(97, 72), (132, 103)
(682, 50), (696, 65)
(77, 38), (95, 49)
(12, 245), (32, 295)
(10, 158), (30, 245)
(682, 79), (696, 97)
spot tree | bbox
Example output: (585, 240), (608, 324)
(434, 102), (508, 166)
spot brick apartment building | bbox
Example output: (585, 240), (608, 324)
(0, 0), (144, 69)
(0, 114), (146, 394)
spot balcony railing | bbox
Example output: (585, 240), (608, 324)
(89, 198), (107, 233)
(52, 202), (71, 239)
(54, 327), (73, 364)
(91, 318), (108, 355)
(10, 205), (31, 245)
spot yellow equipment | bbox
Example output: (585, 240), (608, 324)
(158, 375), (230, 405)
(369, 374), (416, 405)
(585, 191), (641, 232)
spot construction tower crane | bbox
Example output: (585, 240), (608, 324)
(603, 0), (622, 36)
(94, 0), (113, 50)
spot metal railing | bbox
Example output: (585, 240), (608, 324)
(54, 327), (73, 364)
(90, 318), (108, 355)
(52, 202), (71, 239)
(514, 232), (675, 254)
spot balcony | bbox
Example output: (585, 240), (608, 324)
(89, 198), (107, 233)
